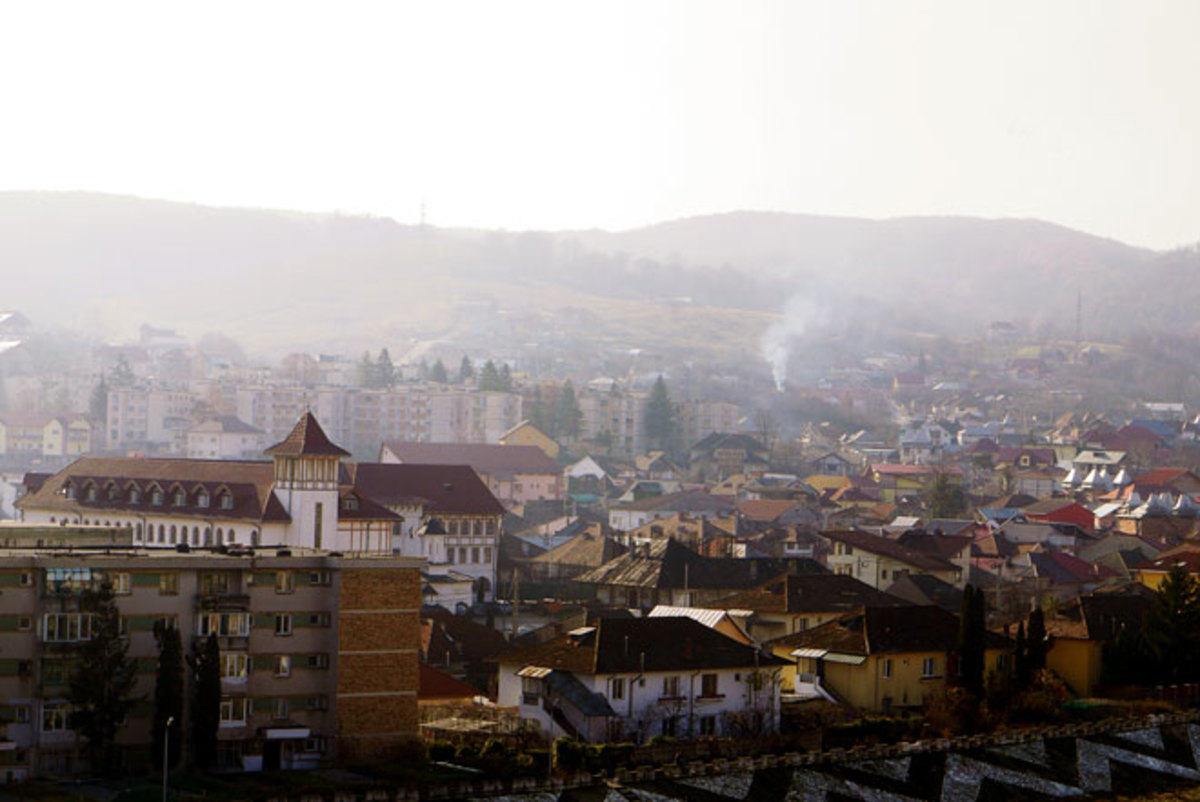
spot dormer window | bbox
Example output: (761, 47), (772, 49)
(150, 489), (164, 506)
(196, 490), (210, 508)
(84, 484), (98, 503)
(172, 488), (187, 507)
(106, 484), (119, 502)
(63, 483), (76, 500)
(218, 492), (233, 510)
(127, 486), (141, 504)
(343, 496), (359, 511)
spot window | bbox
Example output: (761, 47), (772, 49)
(43, 613), (93, 642)
(661, 716), (678, 737)
(221, 653), (248, 680)
(273, 698), (289, 720)
(314, 502), (323, 547)
(275, 571), (294, 594)
(159, 573), (178, 595)
(128, 487), (141, 504)
(110, 572), (131, 595)
(13, 706), (29, 724)
(219, 697), (247, 725)
(611, 677), (625, 700)
(458, 548), (468, 564)
(882, 658), (893, 679)
(274, 655), (291, 677)
(471, 547), (480, 564)
(219, 492), (233, 510)
(19, 571), (31, 586)
(521, 676), (541, 705)
(700, 673), (719, 697)
(308, 571), (331, 586)
(41, 703), (71, 732)
(275, 614), (292, 636)
(196, 490), (210, 508)
(18, 616), (31, 631)
(484, 547), (492, 563)
(922, 657), (937, 678)
(699, 716), (716, 736)
(306, 653), (330, 669)
(154, 615), (179, 633)
(172, 488), (186, 506)
(198, 613), (251, 637)
(662, 676), (680, 698)
(306, 696), (329, 711)
(151, 489), (164, 506)
(881, 569), (889, 581)
(201, 572), (231, 596)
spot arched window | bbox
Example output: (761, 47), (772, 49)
(50, 517), (56, 523)
(218, 492), (233, 510)
(170, 525), (177, 543)
(252, 530), (260, 547)
(473, 520), (483, 536)
(158, 524), (166, 543)
(172, 487), (186, 506)
(150, 488), (164, 506)
(128, 486), (141, 504)
(135, 523), (142, 540)
(193, 526), (200, 544)
(106, 484), (119, 502)
(212, 529), (221, 546)
(85, 484), (98, 502)
(196, 489), (210, 508)
(227, 528), (236, 544)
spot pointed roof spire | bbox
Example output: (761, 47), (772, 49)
(264, 411), (350, 458)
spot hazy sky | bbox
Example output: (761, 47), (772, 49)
(2, 1), (1197, 249)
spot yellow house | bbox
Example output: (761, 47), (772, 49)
(803, 474), (852, 495)
(1132, 550), (1200, 592)
(0, 413), (91, 458)
(499, 419), (561, 460)
(769, 606), (1011, 713)
(1044, 592), (1153, 697)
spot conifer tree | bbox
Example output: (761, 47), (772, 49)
(478, 360), (502, 391)
(429, 358), (449, 384)
(556, 380), (582, 439)
(68, 581), (138, 774)
(458, 355), (474, 382)
(958, 585), (985, 698)
(1026, 607), (1048, 675)
(152, 622), (184, 770)
(644, 375), (676, 452)
(376, 348), (396, 388)
(499, 363), (513, 391)
(191, 634), (221, 769)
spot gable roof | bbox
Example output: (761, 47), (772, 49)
(574, 538), (824, 590)
(264, 411), (350, 458)
(770, 605), (1009, 654)
(824, 529), (956, 572)
(497, 616), (787, 675)
(381, 441), (559, 474)
(347, 463), (506, 517)
(418, 663), (481, 701)
(713, 573), (910, 615)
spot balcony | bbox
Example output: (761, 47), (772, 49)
(197, 594), (251, 611)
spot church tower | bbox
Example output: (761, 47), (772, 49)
(265, 411), (349, 549)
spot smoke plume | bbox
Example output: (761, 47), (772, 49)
(761, 296), (828, 392)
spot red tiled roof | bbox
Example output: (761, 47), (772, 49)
(348, 463), (506, 516)
(264, 412), (350, 458)
(824, 529), (956, 572)
(418, 663), (480, 700)
(737, 499), (800, 522)
(381, 441), (559, 474)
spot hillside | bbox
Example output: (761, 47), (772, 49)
(0, 192), (1190, 356)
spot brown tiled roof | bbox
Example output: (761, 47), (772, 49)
(713, 573), (910, 615)
(418, 663), (481, 700)
(15, 457), (285, 523)
(348, 463), (506, 516)
(264, 412), (350, 457)
(895, 532), (972, 561)
(824, 530), (955, 572)
(496, 616), (787, 674)
(737, 499), (800, 523)
(381, 441), (559, 474)
(769, 605), (1009, 654)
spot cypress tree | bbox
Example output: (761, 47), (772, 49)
(958, 585), (985, 698)
(1014, 620), (1029, 690)
(153, 623), (184, 770)
(192, 634), (221, 769)
(1027, 607), (1047, 675)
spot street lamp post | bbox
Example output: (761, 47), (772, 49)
(163, 715), (174, 802)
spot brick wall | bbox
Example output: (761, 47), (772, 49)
(336, 566), (421, 761)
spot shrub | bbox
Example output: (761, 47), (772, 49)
(552, 737), (584, 772)
(454, 743), (478, 762)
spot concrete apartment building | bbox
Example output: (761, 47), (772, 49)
(0, 531), (423, 779)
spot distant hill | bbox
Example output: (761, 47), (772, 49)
(0, 192), (1193, 355)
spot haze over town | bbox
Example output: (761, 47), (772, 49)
(3, 3), (1200, 800)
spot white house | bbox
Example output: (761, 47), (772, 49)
(496, 616), (785, 743)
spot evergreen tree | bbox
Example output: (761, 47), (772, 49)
(499, 363), (513, 392)
(958, 585), (985, 698)
(191, 634), (221, 770)
(458, 355), (475, 383)
(111, 354), (136, 387)
(556, 380), (582, 439)
(376, 348), (397, 389)
(644, 375), (676, 452)
(417, 358), (431, 381)
(68, 582), (138, 774)
(925, 471), (968, 518)
(152, 623), (184, 770)
(1144, 563), (1200, 683)
(357, 350), (376, 388)
(429, 358), (449, 384)
(1026, 607), (1048, 675)
(478, 360), (502, 391)
(88, 374), (109, 426)
(528, 387), (550, 435)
